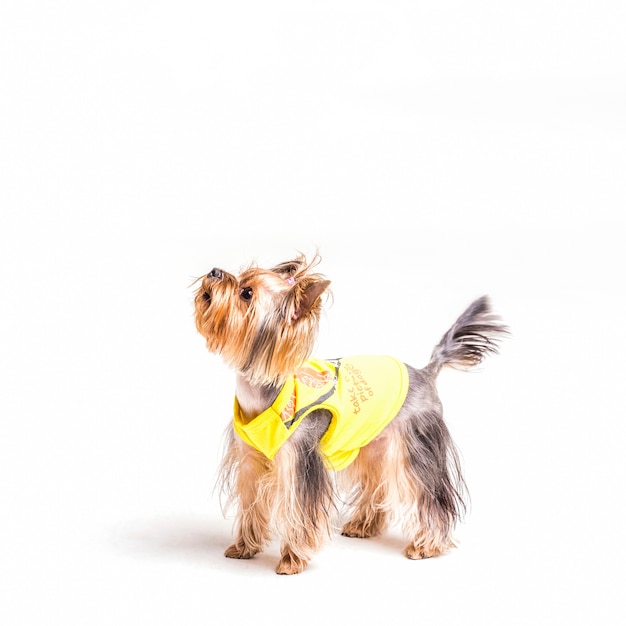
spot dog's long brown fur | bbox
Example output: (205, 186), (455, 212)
(194, 255), (507, 574)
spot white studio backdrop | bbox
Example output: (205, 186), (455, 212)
(1, 2), (625, 625)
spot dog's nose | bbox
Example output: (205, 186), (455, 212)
(208, 268), (224, 280)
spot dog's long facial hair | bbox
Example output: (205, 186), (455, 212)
(194, 255), (507, 574)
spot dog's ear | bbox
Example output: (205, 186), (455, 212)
(291, 279), (331, 321)
(270, 256), (307, 278)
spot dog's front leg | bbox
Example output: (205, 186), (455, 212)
(221, 437), (272, 560)
(271, 423), (334, 575)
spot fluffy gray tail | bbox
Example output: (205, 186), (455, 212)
(428, 296), (508, 375)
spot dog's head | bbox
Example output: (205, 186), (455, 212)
(194, 255), (331, 386)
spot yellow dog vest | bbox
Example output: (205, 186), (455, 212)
(233, 356), (409, 470)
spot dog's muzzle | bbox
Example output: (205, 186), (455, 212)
(200, 267), (227, 305)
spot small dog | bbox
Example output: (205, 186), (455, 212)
(194, 255), (507, 574)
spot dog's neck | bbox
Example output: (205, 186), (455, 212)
(235, 374), (282, 423)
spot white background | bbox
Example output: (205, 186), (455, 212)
(1, 1), (625, 624)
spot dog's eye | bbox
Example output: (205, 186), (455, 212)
(240, 286), (253, 302)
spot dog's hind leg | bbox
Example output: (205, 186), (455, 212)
(340, 436), (391, 539)
(399, 402), (467, 559)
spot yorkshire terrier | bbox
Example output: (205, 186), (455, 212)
(194, 255), (507, 574)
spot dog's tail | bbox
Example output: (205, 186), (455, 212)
(427, 296), (508, 375)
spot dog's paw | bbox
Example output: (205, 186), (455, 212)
(275, 552), (308, 575)
(403, 543), (445, 560)
(341, 522), (369, 538)
(341, 516), (384, 539)
(224, 543), (259, 560)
